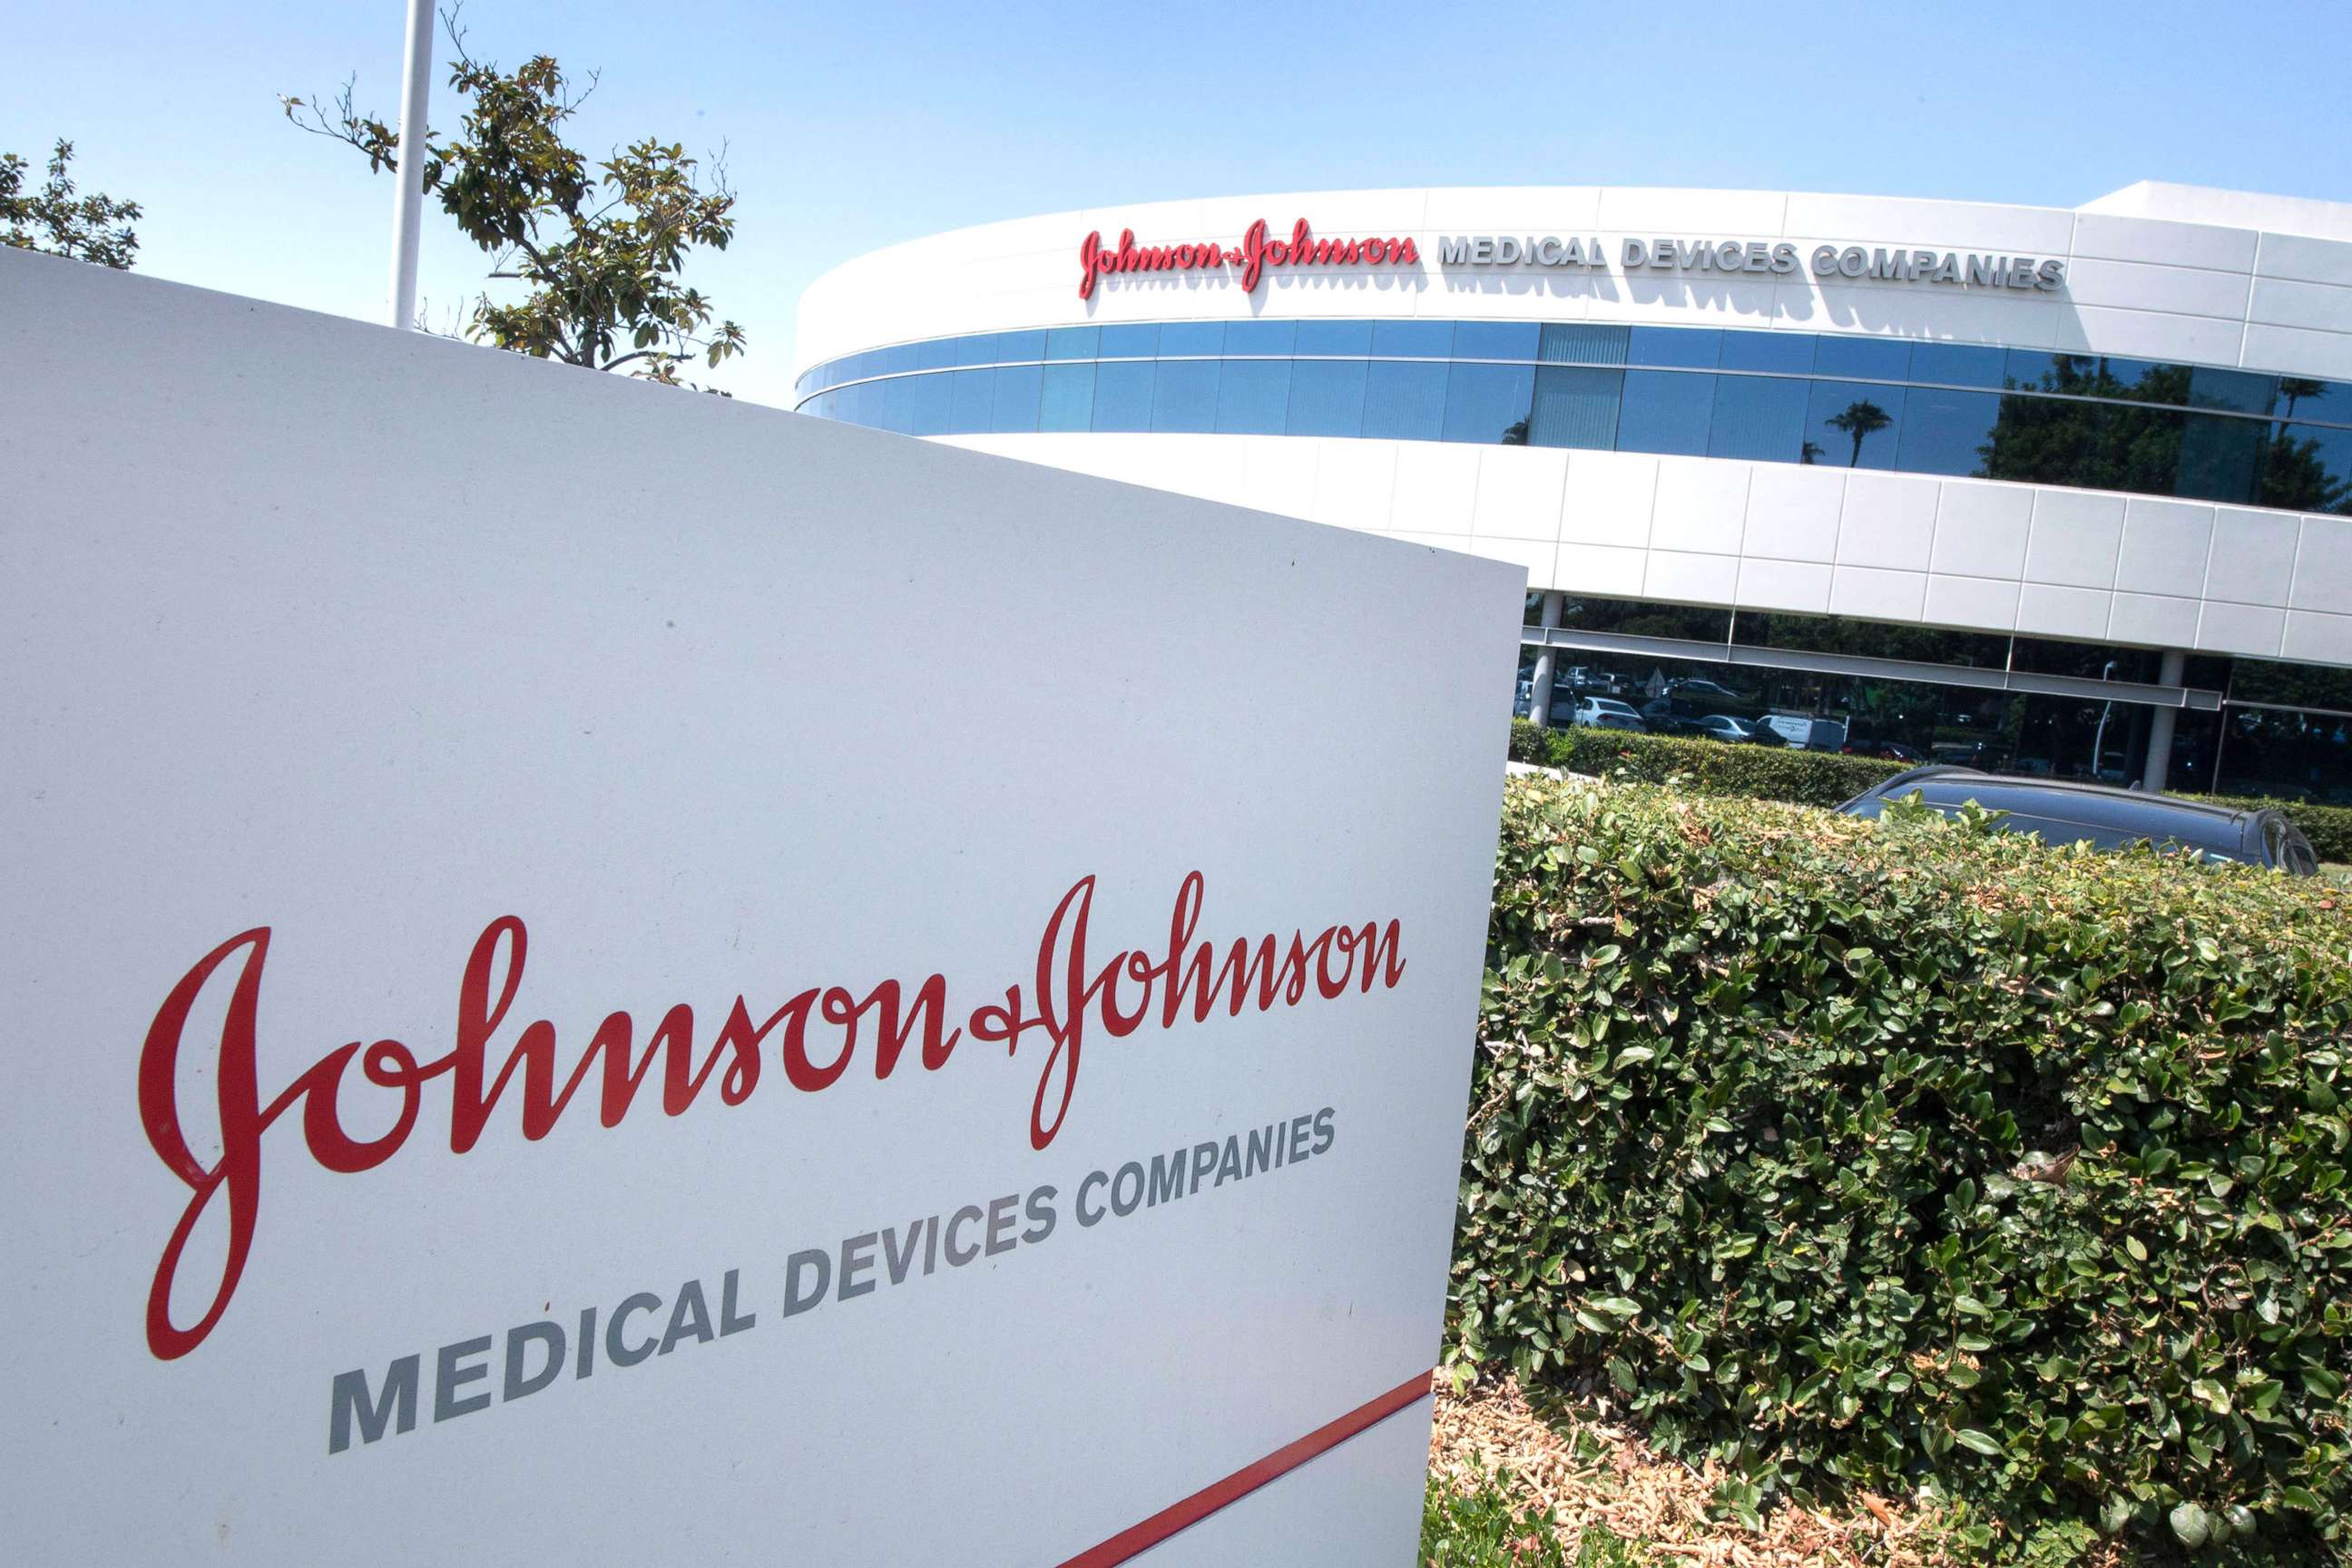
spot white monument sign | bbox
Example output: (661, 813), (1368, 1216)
(0, 249), (1520, 1564)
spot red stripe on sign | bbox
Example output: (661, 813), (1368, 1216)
(1054, 1369), (1436, 1568)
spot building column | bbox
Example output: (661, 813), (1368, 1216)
(2144, 649), (2187, 793)
(1527, 591), (1566, 729)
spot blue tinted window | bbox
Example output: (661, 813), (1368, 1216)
(1370, 320), (1452, 358)
(1152, 359), (1220, 432)
(956, 333), (1009, 367)
(1527, 367), (1622, 449)
(1616, 370), (1714, 456)
(1718, 330), (1812, 375)
(2261, 422), (2352, 514)
(1708, 375), (1808, 461)
(845, 380), (882, 427)
(1453, 321), (1539, 361)
(1628, 328), (1720, 369)
(1099, 324), (1160, 359)
(1092, 361), (1156, 431)
(882, 343), (920, 377)
(878, 376), (917, 435)
(1224, 318), (1297, 356)
(947, 368), (995, 432)
(2178, 413), (2268, 503)
(2283, 379), (2348, 427)
(1287, 359), (1367, 436)
(1294, 319), (1375, 357)
(905, 373), (953, 436)
(1907, 342), (2005, 388)
(1362, 360), (1449, 439)
(1045, 326), (1100, 361)
(1811, 336), (1910, 381)
(1538, 324), (1630, 366)
(998, 330), (1048, 364)
(916, 338), (957, 371)
(2189, 368), (2275, 415)
(1157, 322), (1223, 357)
(2004, 350), (2060, 390)
(1807, 381), (1905, 470)
(1039, 364), (1095, 431)
(1443, 363), (1535, 444)
(1895, 387), (1998, 477)
(1215, 359), (1293, 434)
(991, 364), (1044, 433)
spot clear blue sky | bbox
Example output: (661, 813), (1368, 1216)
(10, 0), (2351, 409)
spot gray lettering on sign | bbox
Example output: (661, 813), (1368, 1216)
(1437, 230), (2063, 292)
(504, 1322), (565, 1402)
(434, 1334), (495, 1422)
(328, 1354), (419, 1455)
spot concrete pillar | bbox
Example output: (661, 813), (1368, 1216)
(2143, 649), (2187, 793)
(1527, 591), (1566, 729)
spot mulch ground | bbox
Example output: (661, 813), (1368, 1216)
(1427, 1375), (1968, 1567)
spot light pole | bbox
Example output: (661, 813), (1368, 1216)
(386, 0), (435, 329)
(2090, 660), (2118, 779)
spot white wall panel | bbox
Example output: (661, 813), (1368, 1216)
(2282, 610), (2352, 664)
(2196, 601), (2287, 658)
(2108, 592), (2202, 648)
(2061, 258), (2249, 319)
(1388, 444), (1481, 536)
(1838, 473), (1940, 572)
(2294, 516), (2352, 612)
(1925, 573), (2023, 632)
(1742, 466), (1846, 563)
(1644, 550), (1740, 605)
(1560, 451), (1658, 548)
(1736, 557), (1834, 613)
(2017, 583), (2114, 639)
(2255, 231), (2352, 288)
(2250, 276), (2352, 333)
(2073, 212), (2258, 272)
(1555, 542), (1649, 597)
(2114, 498), (2216, 598)
(1650, 458), (1750, 554)
(2203, 508), (2303, 608)
(2025, 492), (2127, 588)
(1471, 449), (1569, 541)
(1932, 484), (2035, 578)
(1828, 565), (1928, 622)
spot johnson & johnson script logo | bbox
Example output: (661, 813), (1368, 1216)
(1077, 218), (1420, 299)
(136, 873), (1405, 1360)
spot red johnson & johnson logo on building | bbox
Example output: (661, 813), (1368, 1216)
(1077, 219), (1420, 299)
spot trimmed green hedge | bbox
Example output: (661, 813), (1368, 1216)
(1509, 719), (2352, 861)
(1508, 719), (1906, 808)
(1454, 778), (2352, 1562)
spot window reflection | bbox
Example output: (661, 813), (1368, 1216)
(798, 320), (2352, 516)
(1806, 382), (1905, 469)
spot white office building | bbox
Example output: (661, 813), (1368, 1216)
(792, 183), (2352, 800)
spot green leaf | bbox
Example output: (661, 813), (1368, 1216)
(1954, 1428), (2004, 1458)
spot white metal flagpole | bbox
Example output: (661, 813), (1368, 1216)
(386, 0), (435, 329)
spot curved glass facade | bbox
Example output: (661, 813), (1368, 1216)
(794, 321), (2352, 514)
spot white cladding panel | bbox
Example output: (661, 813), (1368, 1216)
(937, 433), (2333, 662)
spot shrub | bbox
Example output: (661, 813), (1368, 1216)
(1511, 720), (1906, 808)
(1453, 778), (2352, 1563)
(1505, 720), (2352, 863)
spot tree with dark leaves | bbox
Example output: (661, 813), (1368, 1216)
(283, 5), (745, 387)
